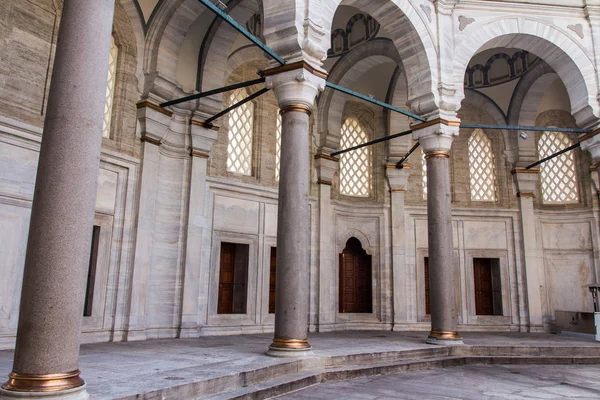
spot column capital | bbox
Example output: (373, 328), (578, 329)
(137, 101), (171, 145)
(190, 118), (219, 157)
(314, 153), (339, 185)
(411, 118), (460, 153)
(386, 165), (411, 192)
(264, 63), (326, 110)
(512, 168), (539, 197)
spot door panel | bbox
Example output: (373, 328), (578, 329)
(218, 242), (236, 314)
(474, 258), (494, 316)
(339, 238), (372, 313)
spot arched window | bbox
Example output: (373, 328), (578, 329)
(275, 111), (282, 181)
(468, 129), (497, 201)
(421, 147), (428, 200)
(226, 88), (254, 175)
(538, 131), (579, 203)
(339, 118), (371, 197)
(102, 36), (118, 138)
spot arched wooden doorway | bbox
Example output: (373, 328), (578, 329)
(339, 237), (372, 313)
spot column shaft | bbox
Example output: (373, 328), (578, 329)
(270, 107), (311, 353)
(426, 153), (461, 343)
(2, 0), (114, 394)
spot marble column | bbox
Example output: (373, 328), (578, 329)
(512, 169), (543, 331)
(264, 65), (325, 357)
(386, 164), (412, 325)
(0, 1), (114, 399)
(315, 153), (339, 331)
(413, 120), (463, 345)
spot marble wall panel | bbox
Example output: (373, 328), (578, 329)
(463, 221), (507, 249)
(213, 195), (260, 235)
(264, 203), (278, 237)
(544, 252), (594, 314)
(0, 140), (38, 200)
(95, 168), (118, 215)
(541, 222), (592, 250)
(415, 219), (459, 249)
(0, 204), (29, 330)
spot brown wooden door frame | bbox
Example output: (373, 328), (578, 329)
(339, 237), (372, 313)
(217, 242), (236, 314)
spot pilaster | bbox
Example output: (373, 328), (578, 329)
(314, 153), (339, 331)
(180, 118), (218, 337)
(512, 168), (544, 331)
(386, 164), (413, 325)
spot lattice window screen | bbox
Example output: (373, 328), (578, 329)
(339, 118), (371, 197)
(226, 88), (254, 175)
(421, 148), (427, 200)
(468, 129), (497, 201)
(275, 111), (282, 181)
(102, 37), (118, 138)
(538, 132), (578, 203)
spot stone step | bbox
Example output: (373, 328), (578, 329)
(205, 355), (600, 400)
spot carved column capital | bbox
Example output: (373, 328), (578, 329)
(386, 164), (411, 192)
(411, 118), (460, 154)
(314, 154), (339, 185)
(190, 118), (219, 157)
(136, 101), (172, 145)
(512, 169), (540, 197)
(265, 64), (326, 110)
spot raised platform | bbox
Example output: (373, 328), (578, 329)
(0, 331), (599, 399)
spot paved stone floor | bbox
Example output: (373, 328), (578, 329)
(0, 331), (598, 399)
(279, 364), (600, 399)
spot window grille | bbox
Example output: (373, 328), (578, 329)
(538, 132), (578, 203)
(102, 37), (118, 138)
(275, 112), (282, 181)
(226, 88), (254, 175)
(421, 148), (427, 200)
(339, 118), (370, 196)
(468, 129), (497, 201)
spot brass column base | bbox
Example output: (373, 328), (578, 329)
(426, 330), (464, 345)
(269, 338), (311, 350)
(1, 370), (84, 393)
(267, 338), (313, 358)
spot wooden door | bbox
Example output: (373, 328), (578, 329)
(339, 238), (372, 313)
(218, 242), (236, 314)
(474, 258), (494, 315)
(269, 247), (276, 314)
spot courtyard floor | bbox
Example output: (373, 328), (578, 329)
(0, 331), (599, 399)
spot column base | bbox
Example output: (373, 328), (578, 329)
(426, 330), (464, 346)
(266, 338), (313, 358)
(0, 385), (89, 400)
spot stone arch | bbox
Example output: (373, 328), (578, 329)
(506, 61), (557, 166)
(117, 0), (146, 84)
(107, 1), (143, 157)
(462, 89), (510, 154)
(142, 0), (204, 98)
(453, 18), (600, 127)
(320, 0), (438, 114)
(197, 0), (260, 94)
(337, 229), (373, 255)
(317, 39), (403, 152)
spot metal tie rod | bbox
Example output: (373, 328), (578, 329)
(160, 78), (265, 108)
(325, 82), (426, 122)
(330, 129), (413, 157)
(460, 123), (590, 134)
(198, 0), (285, 66)
(524, 128), (600, 170)
(205, 87), (270, 126)
(396, 142), (421, 168)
